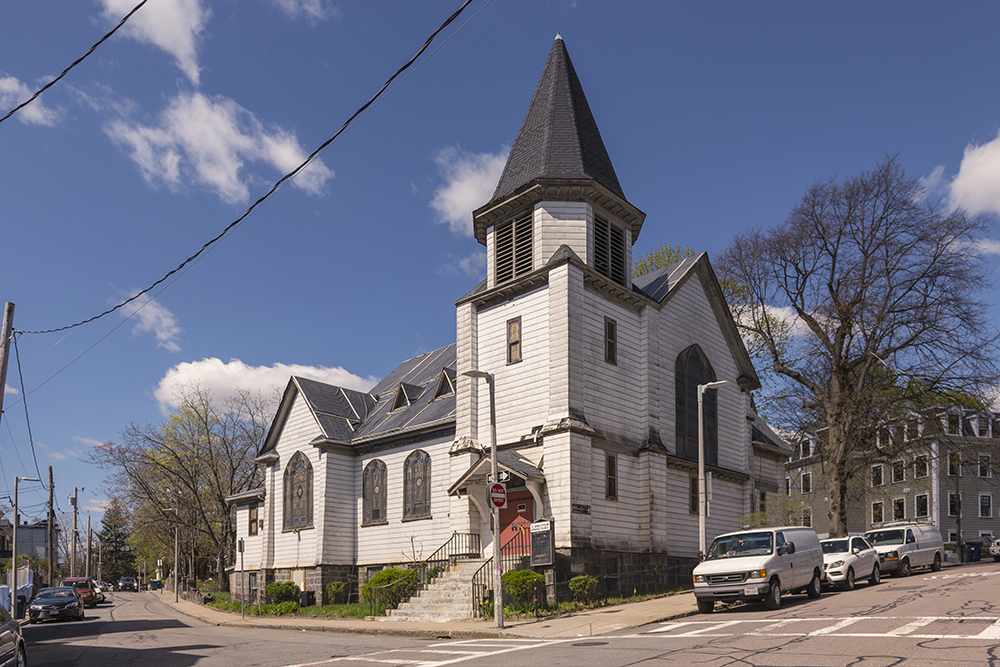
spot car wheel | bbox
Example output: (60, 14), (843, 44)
(899, 558), (911, 577)
(15, 645), (26, 667)
(931, 553), (942, 572)
(79, 609), (85, 621)
(697, 598), (714, 614)
(764, 579), (782, 610)
(807, 571), (822, 599)
(842, 567), (855, 591)
(993, 554), (999, 562)
(869, 564), (881, 586)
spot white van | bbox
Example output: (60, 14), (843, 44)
(863, 521), (944, 576)
(693, 526), (825, 613)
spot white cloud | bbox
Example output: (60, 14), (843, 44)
(4, 383), (16, 395)
(918, 165), (945, 199)
(270, 0), (340, 23)
(73, 436), (106, 448)
(83, 498), (108, 513)
(948, 130), (1000, 216)
(48, 451), (67, 461)
(153, 357), (379, 414)
(98, 0), (209, 85)
(104, 91), (333, 204)
(438, 250), (486, 279)
(430, 147), (508, 236)
(975, 238), (1000, 257)
(117, 291), (182, 352)
(0, 75), (60, 126)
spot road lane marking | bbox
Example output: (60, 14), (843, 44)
(672, 620), (743, 636)
(886, 617), (936, 636)
(807, 617), (866, 636)
(974, 619), (1000, 639)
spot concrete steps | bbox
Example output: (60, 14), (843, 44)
(379, 558), (487, 622)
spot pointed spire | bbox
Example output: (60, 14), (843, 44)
(490, 36), (625, 204)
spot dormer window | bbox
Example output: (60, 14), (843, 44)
(495, 212), (532, 284)
(433, 369), (455, 399)
(594, 216), (626, 286)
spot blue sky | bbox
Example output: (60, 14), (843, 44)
(2, 0), (1000, 524)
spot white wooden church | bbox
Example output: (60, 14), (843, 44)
(227, 35), (789, 605)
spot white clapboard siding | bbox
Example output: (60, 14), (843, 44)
(590, 447), (644, 551)
(270, 392), (322, 569)
(320, 448), (356, 564)
(655, 270), (747, 474)
(355, 438), (456, 566)
(537, 201), (589, 266)
(475, 286), (551, 443)
(232, 505), (264, 569)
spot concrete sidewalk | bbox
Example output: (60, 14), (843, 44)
(148, 589), (699, 639)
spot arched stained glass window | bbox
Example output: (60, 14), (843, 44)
(403, 450), (431, 520)
(283, 451), (313, 531)
(675, 344), (718, 466)
(363, 459), (387, 525)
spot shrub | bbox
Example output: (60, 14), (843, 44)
(502, 569), (545, 604)
(326, 581), (347, 605)
(265, 581), (301, 604)
(360, 568), (418, 605)
(568, 575), (598, 604)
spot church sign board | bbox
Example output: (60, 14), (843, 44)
(530, 519), (554, 566)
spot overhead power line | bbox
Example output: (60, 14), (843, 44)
(0, 0), (150, 126)
(19, 0), (478, 336)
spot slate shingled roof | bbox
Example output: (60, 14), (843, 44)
(631, 256), (700, 303)
(489, 35), (625, 206)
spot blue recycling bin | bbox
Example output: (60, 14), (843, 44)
(968, 541), (983, 562)
(16, 595), (26, 620)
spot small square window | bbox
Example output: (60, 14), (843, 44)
(507, 317), (522, 365)
(604, 317), (618, 365)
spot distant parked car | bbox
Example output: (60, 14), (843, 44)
(0, 600), (28, 666)
(92, 581), (106, 604)
(821, 535), (881, 590)
(864, 521), (945, 576)
(118, 577), (137, 592)
(61, 577), (98, 608)
(28, 586), (85, 624)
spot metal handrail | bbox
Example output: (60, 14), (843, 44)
(366, 531), (482, 617)
(471, 523), (533, 617)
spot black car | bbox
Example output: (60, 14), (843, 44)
(0, 601), (27, 666)
(118, 577), (137, 592)
(28, 586), (85, 624)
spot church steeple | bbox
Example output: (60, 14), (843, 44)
(490, 34), (625, 205)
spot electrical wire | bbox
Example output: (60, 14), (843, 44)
(18, 0), (478, 336)
(0, 0), (150, 126)
(12, 332), (45, 486)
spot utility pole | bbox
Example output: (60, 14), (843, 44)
(0, 302), (14, 430)
(86, 515), (92, 579)
(48, 467), (54, 586)
(70, 488), (78, 577)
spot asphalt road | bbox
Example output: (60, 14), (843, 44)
(23, 560), (1000, 667)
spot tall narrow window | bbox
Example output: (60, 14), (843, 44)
(981, 494), (993, 518)
(871, 464), (884, 487)
(605, 454), (618, 500)
(363, 459), (387, 525)
(892, 460), (905, 484)
(801, 472), (812, 494)
(675, 345), (717, 465)
(507, 317), (522, 365)
(283, 451), (313, 531)
(914, 455), (928, 478)
(604, 317), (617, 365)
(949, 493), (960, 516)
(594, 217), (626, 286)
(689, 476), (699, 514)
(980, 454), (991, 478)
(893, 497), (905, 521)
(248, 503), (259, 536)
(495, 213), (532, 284)
(949, 451), (962, 476)
(403, 450), (431, 520)
(915, 494), (929, 518)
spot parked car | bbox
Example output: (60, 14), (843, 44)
(864, 521), (945, 576)
(92, 581), (106, 604)
(989, 537), (1000, 562)
(821, 535), (880, 590)
(0, 601), (27, 667)
(61, 577), (99, 608)
(118, 577), (137, 592)
(693, 526), (824, 613)
(28, 586), (85, 624)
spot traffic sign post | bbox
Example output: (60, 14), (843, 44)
(490, 482), (507, 509)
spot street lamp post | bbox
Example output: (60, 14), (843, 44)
(164, 508), (180, 603)
(12, 476), (40, 618)
(697, 381), (730, 558)
(462, 369), (503, 629)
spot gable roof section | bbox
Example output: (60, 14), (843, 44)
(489, 35), (624, 208)
(633, 253), (761, 391)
